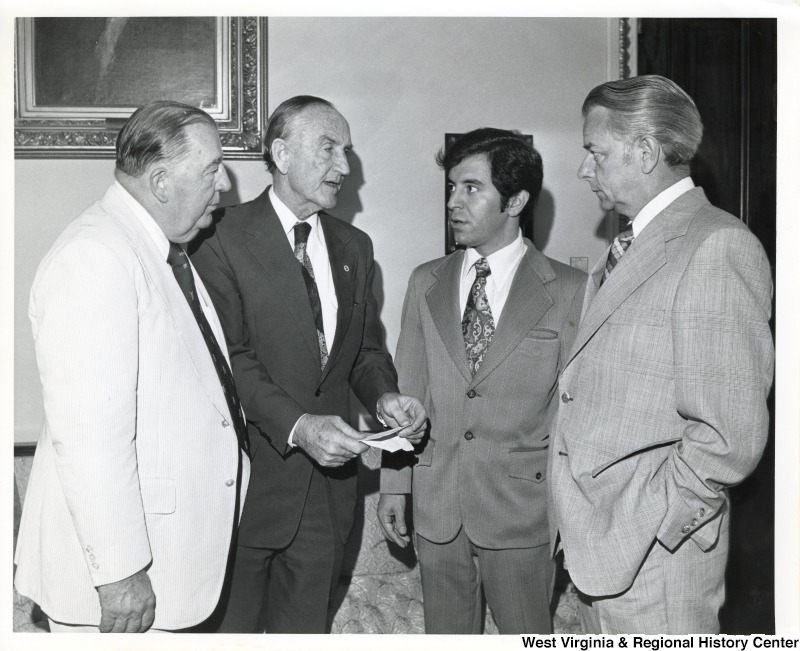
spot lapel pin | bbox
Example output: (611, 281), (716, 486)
(343, 265), (350, 272)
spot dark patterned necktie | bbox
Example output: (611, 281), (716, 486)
(167, 243), (250, 457)
(462, 257), (495, 375)
(601, 227), (634, 286)
(293, 222), (329, 371)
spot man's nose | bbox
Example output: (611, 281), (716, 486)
(577, 153), (594, 181)
(446, 188), (460, 211)
(217, 164), (232, 192)
(335, 151), (350, 176)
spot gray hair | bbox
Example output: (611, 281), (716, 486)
(582, 75), (703, 167)
(116, 101), (217, 177)
(262, 95), (336, 173)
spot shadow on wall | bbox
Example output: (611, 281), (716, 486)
(329, 150), (365, 226)
(531, 187), (555, 251)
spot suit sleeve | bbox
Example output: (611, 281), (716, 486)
(380, 268), (429, 494)
(191, 230), (305, 453)
(347, 234), (400, 415)
(656, 227), (774, 550)
(31, 239), (152, 586)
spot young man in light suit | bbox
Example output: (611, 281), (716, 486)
(378, 128), (586, 634)
(548, 75), (774, 633)
(15, 102), (250, 632)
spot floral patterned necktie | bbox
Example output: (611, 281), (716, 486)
(462, 257), (495, 375)
(293, 222), (329, 371)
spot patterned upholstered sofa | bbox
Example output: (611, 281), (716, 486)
(13, 447), (580, 634)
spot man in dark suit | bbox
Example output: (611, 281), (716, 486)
(190, 95), (426, 633)
(378, 129), (586, 633)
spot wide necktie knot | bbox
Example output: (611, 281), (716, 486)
(167, 242), (189, 268)
(601, 227), (634, 285)
(474, 257), (491, 280)
(462, 257), (495, 375)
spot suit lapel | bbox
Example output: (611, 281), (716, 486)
(470, 243), (555, 385)
(320, 214), (355, 382)
(566, 188), (707, 367)
(239, 191), (322, 365)
(104, 187), (231, 419)
(426, 252), (472, 383)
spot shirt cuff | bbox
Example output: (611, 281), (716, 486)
(287, 414), (308, 448)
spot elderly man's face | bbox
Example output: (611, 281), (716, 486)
(578, 106), (641, 218)
(280, 105), (352, 218)
(162, 122), (231, 243)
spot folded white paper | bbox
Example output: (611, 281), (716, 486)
(362, 425), (415, 453)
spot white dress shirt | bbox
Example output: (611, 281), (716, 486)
(269, 187), (338, 348)
(459, 230), (526, 329)
(115, 181), (229, 355)
(630, 176), (695, 236)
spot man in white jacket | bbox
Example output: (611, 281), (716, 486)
(15, 101), (250, 632)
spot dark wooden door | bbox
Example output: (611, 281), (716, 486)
(638, 18), (777, 634)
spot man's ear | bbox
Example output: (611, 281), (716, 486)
(271, 139), (291, 175)
(505, 189), (530, 217)
(639, 136), (661, 174)
(149, 166), (170, 204)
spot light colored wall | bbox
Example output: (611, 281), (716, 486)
(15, 17), (615, 443)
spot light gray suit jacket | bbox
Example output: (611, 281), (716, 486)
(382, 240), (586, 549)
(548, 187), (774, 596)
(15, 183), (250, 628)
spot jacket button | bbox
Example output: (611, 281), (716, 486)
(315, 389), (321, 397)
(222, 420), (229, 427)
(535, 472), (542, 480)
(464, 431), (474, 440)
(697, 508), (706, 517)
(682, 525), (691, 534)
(225, 479), (235, 487)
(561, 393), (572, 403)
(467, 390), (476, 399)
(691, 518), (698, 527)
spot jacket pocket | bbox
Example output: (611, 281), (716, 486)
(508, 446), (548, 483)
(140, 477), (176, 514)
(590, 437), (682, 478)
(416, 439), (435, 467)
(525, 328), (558, 340)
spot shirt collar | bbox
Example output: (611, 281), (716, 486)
(113, 180), (171, 259)
(462, 230), (525, 287)
(269, 186), (320, 235)
(630, 176), (695, 237)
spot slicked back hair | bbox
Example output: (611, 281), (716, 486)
(582, 75), (703, 167)
(262, 95), (336, 173)
(437, 128), (543, 224)
(115, 101), (217, 177)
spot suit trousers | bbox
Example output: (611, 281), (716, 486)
(576, 514), (729, 634)
(416, 527), (554, 634)
(213, 467), (344, 633)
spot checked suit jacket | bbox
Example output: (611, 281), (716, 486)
(547, 187), (774, 597)
(190, 187), (399, 547)
(382, 240), (586, 549)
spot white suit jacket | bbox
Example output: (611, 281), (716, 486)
(14, 183), (250, 629)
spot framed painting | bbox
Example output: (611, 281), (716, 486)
(14, 16), (267, 159)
